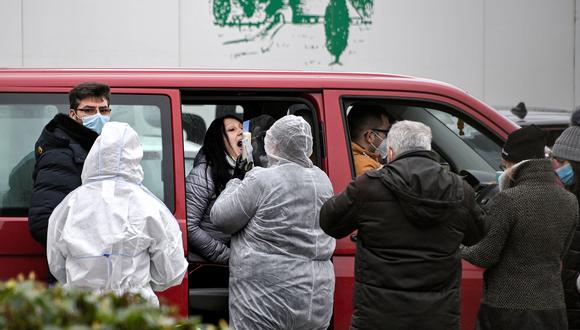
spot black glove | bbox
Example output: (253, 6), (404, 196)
(233, 155), (253, 180)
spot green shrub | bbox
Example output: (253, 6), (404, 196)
(0, 274), (228, 330)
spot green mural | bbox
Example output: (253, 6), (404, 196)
(212, 0), (374, 65)
(324, 0), (349, 65)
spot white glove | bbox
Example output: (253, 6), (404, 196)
(576, 274), (580, 294)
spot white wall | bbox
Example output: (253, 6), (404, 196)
(485, 0), (575, 110)
(576, 0), (580, 109)
(21, 0), (180, 67)
(0, 0), (22, 67)
(0, 0), (576, 110)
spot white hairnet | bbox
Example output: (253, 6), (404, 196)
(264, 115), (313, 168)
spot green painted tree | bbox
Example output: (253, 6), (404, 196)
(239, 0), (257, 18)
(265, 0), (284, 18)
(289, 0), (305, 23)
(350, 0), (373, 18)
(325, 0), (350, 65)
(213, 0), (231, 26)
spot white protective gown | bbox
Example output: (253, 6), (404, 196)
(47, 122), (187, 306)
(211, 115), (336, 329)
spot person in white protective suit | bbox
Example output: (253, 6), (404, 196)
(211, 115), (336, 329)
(46, 122), (187, 306)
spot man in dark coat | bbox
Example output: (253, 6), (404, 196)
(462, 125), (578, 329)
(28, 82), (111, 282)
(319, 120), (486, 330)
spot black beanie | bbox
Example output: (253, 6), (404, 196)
(501, 125), (546, 163)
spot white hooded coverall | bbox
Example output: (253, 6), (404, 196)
(211, 115), (336, 329)
(47, 122), (187, 306)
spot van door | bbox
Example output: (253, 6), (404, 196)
(323, 89), (515, 330)
(179, 90), (325, 322)
(0, 88), (188, 315)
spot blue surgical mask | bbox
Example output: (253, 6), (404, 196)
(82, 113), (110, 134)
(497, 170), (509, 191)
(556, 163), (575, 186)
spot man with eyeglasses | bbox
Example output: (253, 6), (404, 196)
(29, 82), (112, 284)
(347, 103), (392, 176)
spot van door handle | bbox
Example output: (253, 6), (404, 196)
(350, 234), (358, 242)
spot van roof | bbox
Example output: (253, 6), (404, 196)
(0, 68), (465, 95)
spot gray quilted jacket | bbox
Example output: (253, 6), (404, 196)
(185, 153), (230, 264)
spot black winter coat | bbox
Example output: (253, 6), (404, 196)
(28, 114), (98, 247)
(319, 150), (485, 330)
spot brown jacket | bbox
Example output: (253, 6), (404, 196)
(351, 142), (381, 176)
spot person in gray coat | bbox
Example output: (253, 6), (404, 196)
(185, 115), (243, 264)
(210, 115), (336, 330)
(462, 125), (579, 329)
(551, 109), (580, 329)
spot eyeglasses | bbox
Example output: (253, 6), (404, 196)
(371, 128), (389, 137)
(74, 106), (111, 116)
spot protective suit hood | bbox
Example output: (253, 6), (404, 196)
(264, 115), (313, 168)
(82, 122), (144, 184)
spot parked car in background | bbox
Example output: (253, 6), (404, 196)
(496, 102), (571, 147)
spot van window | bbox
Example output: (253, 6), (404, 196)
(181, 104), (244, 174)
(181, 96), (321, 176)
(0, 93), (174, 216)
(181, 95), (322, 318)
(343, 98), (502, 178)
(109, 94), (174, 210)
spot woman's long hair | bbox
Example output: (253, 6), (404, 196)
(194, 115), (241, 195)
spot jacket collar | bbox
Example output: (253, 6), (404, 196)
(47, 114), (99, 151)
(351, 142), (380, 161)
(505, 158), (557, 188)
(390, 149), (440, 164)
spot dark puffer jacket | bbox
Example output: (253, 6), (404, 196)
(28, 114), (98, 247)
(462, 159), (578, 330)
(185, 152), (231, 264)
(319, 150), (485, 330)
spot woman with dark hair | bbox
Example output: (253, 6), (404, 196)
(552, 109), (580, 329)
(185, 115), (243, 264)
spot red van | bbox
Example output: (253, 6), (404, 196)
(0, 69), (517, 329)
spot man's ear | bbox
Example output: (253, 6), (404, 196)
(387, 147), (395, 163)
(69, 109), (81, 123)
(364, 129), (374, 144)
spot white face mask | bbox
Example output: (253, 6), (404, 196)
(377, 138), (388, 160)
(370, 131), (387, 158)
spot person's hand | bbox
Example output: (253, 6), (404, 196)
(233, 155), (253, 180)
(576, 273), (580, 294)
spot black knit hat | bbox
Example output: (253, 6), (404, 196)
(501, 125), (546, 163)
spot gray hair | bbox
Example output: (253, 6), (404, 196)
(386, 120), (432, 156)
